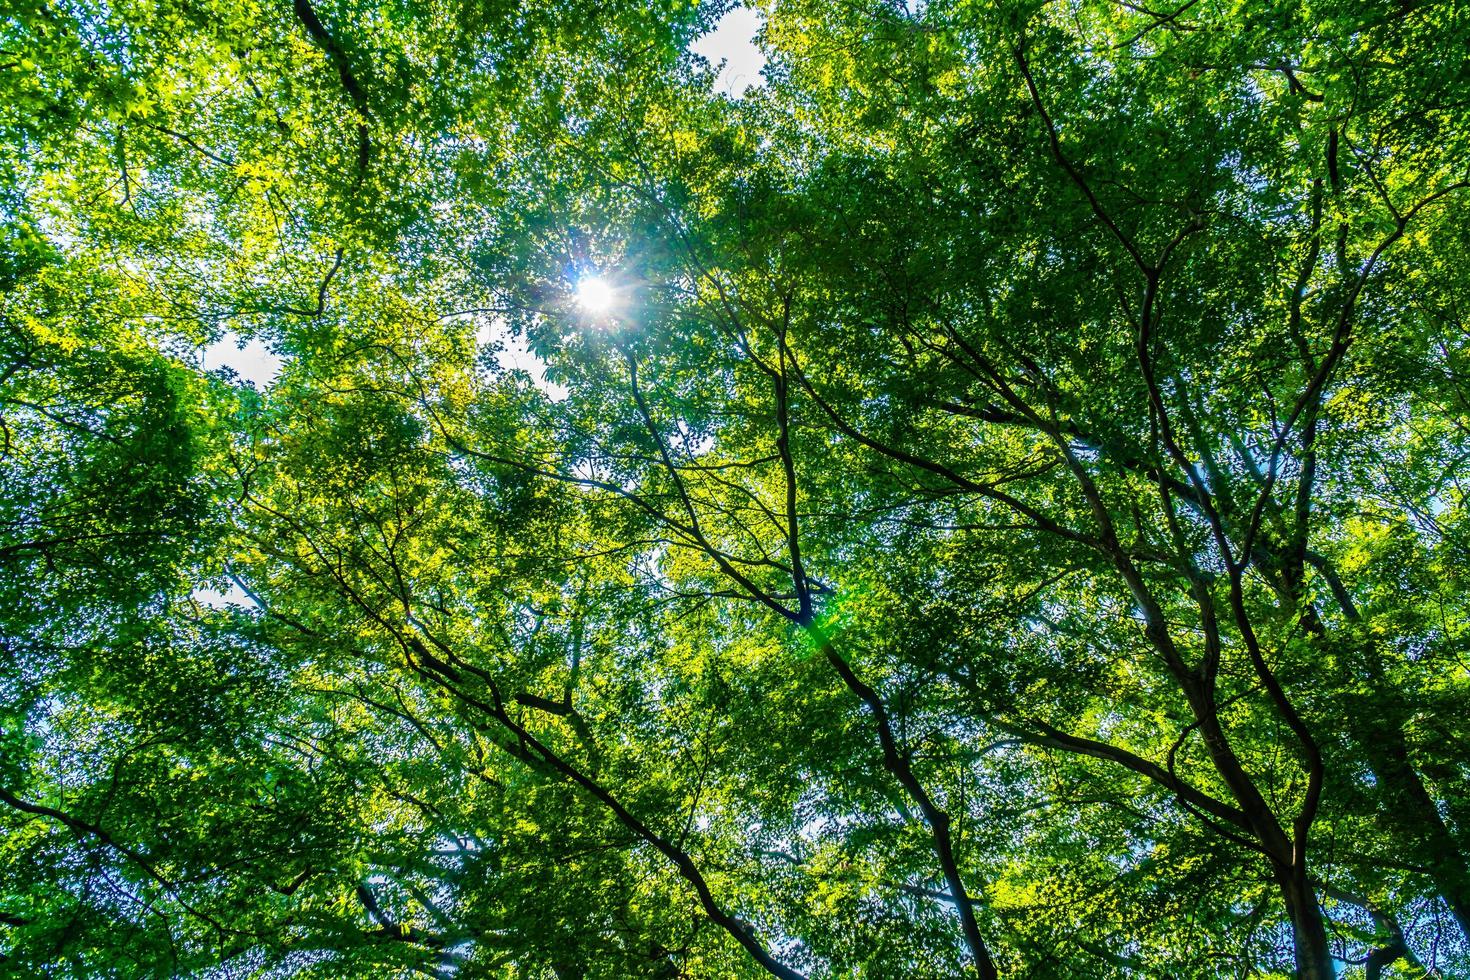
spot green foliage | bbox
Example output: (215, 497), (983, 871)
(3, 0), (1469, 977)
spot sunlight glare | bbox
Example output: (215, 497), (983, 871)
(575, 276), (616, 316)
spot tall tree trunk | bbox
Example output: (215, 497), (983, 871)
(1181, 690), (1333, 979)
(1346, 634), (1470, 943)
(1292, 594), (1470, 945)
(1277, 864), (1335, 980)
(1363, 733), (1470, 942)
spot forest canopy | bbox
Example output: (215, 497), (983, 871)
(3, 0), (1470, 977)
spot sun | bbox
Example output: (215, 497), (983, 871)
(574, 276), (617, 316)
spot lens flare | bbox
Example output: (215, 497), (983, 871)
(575, 276), (616, 315)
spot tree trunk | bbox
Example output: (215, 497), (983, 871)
(1364, 734), (1470, 942)
(1278, 865), (1335, 980)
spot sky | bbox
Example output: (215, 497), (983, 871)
(199, 6), (765, 390)
(199, 332), (284, 388)
(691, 5), (766, 95)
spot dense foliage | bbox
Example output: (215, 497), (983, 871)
(3, 0), (1470, 976)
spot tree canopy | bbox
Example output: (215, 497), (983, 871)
(3, 0), (1470, 976)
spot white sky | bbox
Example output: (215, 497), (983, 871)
(193, 581), (255, 609)
(692, 5), (766, 95)
(200, 332), (284, 388)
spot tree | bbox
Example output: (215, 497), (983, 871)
(3, 0), (1468, 976)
